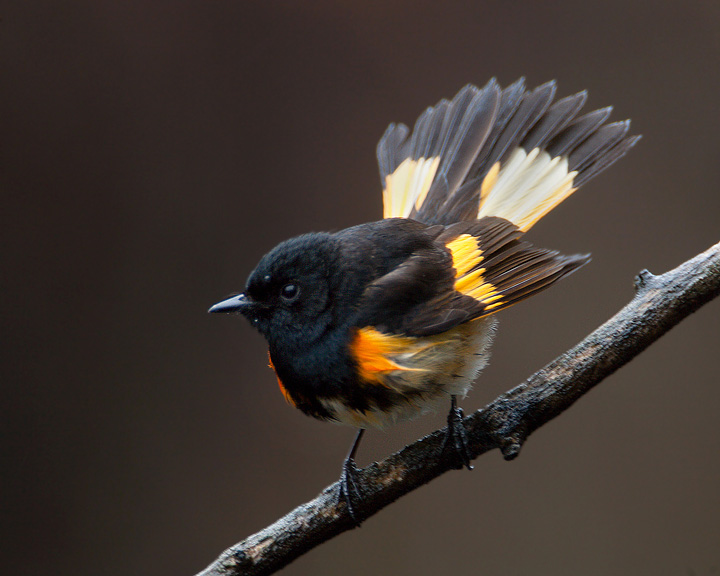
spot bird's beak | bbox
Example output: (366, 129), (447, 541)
(208, 293), (254, 314)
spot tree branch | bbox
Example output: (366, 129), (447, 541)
(196, 240), (720, 576)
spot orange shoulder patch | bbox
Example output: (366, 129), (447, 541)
(350, 327), (419, 386)
(268, 351), (296, 407)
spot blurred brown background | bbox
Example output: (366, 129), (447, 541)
(3, 2), (720, 575)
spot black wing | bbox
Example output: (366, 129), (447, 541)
(355, 217), (589, 337)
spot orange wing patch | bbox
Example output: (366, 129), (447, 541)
(446, 234), (504, 310)
(382, 156), (440, 218)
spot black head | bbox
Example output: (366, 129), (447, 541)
(209, 232), (341, 350)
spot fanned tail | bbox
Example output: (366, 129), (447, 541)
(377, 79), (640, 229)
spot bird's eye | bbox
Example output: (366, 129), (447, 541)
(280, 283), (300, 303)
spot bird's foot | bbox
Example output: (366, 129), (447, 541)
(337, 456), (363, 526)
(441, 399), (473, 470)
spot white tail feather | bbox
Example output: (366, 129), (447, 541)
(478, 148), (578, 232)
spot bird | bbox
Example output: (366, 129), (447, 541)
(209, 78), (639, 521)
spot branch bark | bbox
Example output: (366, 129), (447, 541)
(196, 240), (720, 576)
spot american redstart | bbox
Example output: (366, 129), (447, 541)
(210, 78), (638, 520)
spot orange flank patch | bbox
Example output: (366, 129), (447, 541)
(268, 351), (296, 407)
(446, 234), (503, 308)
(350, 327), (421, 386)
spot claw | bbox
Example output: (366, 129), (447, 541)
(441, 396), (473, 470)
(338, 456), (363, 525)
(336, 428), (366, 526)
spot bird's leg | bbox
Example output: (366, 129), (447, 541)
(441, 395), (473, 470)
(338, 428), (365, 525)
